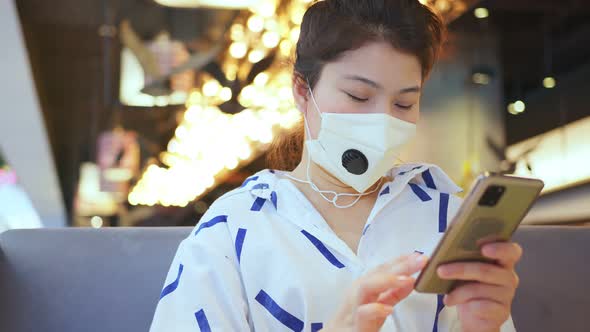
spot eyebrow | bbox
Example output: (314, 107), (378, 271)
(398, 86), (421, 94)
(344, 75), (382, 89)
(343, 75), (421, 94)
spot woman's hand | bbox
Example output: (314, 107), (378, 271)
(321, 252), (428, 332)
(437, 242), (523, 332)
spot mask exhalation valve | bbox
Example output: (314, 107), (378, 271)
(341, 149), (369, 175)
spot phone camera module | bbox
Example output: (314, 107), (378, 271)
(478, 185), (506, 207)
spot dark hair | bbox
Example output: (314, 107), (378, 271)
(267, 0), (446, 171)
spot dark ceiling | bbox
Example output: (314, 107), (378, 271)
(15, 0), (590, 223)
(452, 0), (590, 144)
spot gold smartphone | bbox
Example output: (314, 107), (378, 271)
(414, 173), (544, 294)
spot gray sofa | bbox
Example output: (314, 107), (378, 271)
(1, 226), (588, 332)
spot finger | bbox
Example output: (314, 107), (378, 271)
(444, 282), (513, 307)
(390, 253), (428, 276)
(437, 262), (519, 288)
(355, 303), (393, 332)
(376, 279), (415, 306)
(458, 299), (509, 323)
(481, 242), (523, 268)
(373, 252), (428, 276)
(358, 253), (427, 305)
(356, 274), (414, 305)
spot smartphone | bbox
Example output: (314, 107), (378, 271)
(414, 173), (544, 294)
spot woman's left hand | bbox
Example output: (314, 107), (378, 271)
(436, 242), (522, 332)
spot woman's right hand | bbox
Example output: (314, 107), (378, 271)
(321, 252), (428, 332)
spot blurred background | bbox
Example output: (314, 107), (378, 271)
(1, 0), (589, 231)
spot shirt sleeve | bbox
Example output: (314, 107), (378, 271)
(501, 316), (517, 331)
(447, 314), (517, 332)
(149, 206), (251, 332)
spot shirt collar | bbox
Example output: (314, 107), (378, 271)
(240, 169), (281, 200)
(386, 163), (463, 195)
(244, 164), (462, 201)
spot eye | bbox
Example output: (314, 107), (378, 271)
(395, 104), (413, 110)
(344, 92), (369, 102)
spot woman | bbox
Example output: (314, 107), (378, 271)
(150, 1), (520, 331)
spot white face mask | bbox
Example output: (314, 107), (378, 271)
(285, 85), (417, 208)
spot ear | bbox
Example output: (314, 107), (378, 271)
(292, 74), (310, 114)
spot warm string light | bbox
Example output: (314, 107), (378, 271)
(129, 100), (301, 206)
(418, 0), (471, 22)
(129, 0), (309, 207)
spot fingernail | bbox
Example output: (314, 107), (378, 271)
(407, 252), (420, 260)
(397, 275), (411, 281)
(414, 254), (427, 266)
(437, 266), (447, 277)
(483, 245), (495, 256)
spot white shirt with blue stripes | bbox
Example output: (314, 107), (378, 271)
(149, 163), (517, 332)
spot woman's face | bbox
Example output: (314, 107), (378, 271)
(294, 41), (423, 140)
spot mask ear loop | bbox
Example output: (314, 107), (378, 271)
(306, 82), (323, 118)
